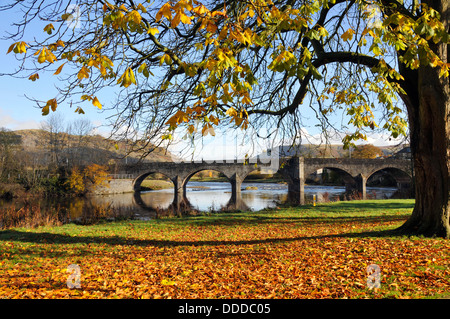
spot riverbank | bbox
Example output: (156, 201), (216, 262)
(189, 177), (287, 184)
(0, 182), (64, 200)
(140, 180), (173, 190)
(1, 199), (449, 299)
(139, 180), (220, 191)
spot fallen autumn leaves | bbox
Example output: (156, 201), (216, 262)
(0, 200), (449, 299)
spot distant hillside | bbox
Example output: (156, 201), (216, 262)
(269, 143), (405, 158)
(13, 129), (406, 168)
(13, 129), (179, 168)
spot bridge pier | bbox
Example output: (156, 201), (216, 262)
(355, 175), (367, 200)
(229, 174), (243, 200)
(281, 157), (305, 205)
(228, 173), (246, 209)
(172, 175), (187, 213)
(344, 176), (367, 200)
(299, 158), (305, 205)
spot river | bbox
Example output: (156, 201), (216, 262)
(1, 182), (398, 222)
(92, 181), (397, 219)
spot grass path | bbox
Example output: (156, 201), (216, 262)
(0, 199), (449, 299)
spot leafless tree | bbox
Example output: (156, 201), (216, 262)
(40, 112), (67, 168)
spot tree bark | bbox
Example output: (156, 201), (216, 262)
(397, 0), (450, 238)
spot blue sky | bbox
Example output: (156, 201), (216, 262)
(0, 4), (112, 134)
(0, 40), (112, 134)
(0, 3), (407, 161)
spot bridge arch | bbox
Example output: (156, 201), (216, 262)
(304, 164), (358, 180)
(366, 165), (412, 179)
(366, 166), (413, 198)
(183, 168), (233, 211)
(133, 170), (175, 192)
(239, 167), (289, 208)
(183, 168), (231, 186)
(305, 166), (357, 188)
(241, 167), (285, 183)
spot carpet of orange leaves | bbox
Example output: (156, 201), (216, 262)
(0, 211), (449, 299)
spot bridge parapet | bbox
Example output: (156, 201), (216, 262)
(303, 157), (412, 178)
(120, 158), (278, 181)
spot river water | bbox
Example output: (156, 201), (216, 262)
(93, 181), (397, 219)
(1, 182), (398, 222)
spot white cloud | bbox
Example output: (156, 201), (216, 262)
(0, 107), (40, 130)
(365, 133), (405, 146)
(300, 127), (405, 146)
(167, 125), (407, 162)
(168, 127), (273, 162)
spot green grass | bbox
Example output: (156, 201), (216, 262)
(140, 179), (173, 190)
(0, 199), (416, 240)
(1, 199), (449, 299)
(157, 199), (415, 228)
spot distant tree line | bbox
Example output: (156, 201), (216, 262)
(0, 114), (112, 197)
(0, 128), (23, 181)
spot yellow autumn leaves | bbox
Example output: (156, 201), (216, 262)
(101, 2), (147, 31)
(6, 34), (111, 115)
(65, 164), (110, 195)
(41, 99), (58, 116)
(155, 0), (254, 136)
(341, 28), (355, 42)
(165, 109), (219, 137)
(5, 3), (157, 116)
(156, 1), (193, 28)
(6, 0), (449, 141)
(117, 68), (136, 88)
(81, 95), (102, 109)
(6, 0), (245, 132)
(164, 104), (249, 139)
(7, 39), (103, 115)
(156, 0), (227, 31)
(7, 41), (28, 54)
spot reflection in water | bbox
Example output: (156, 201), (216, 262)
(1, 182), (399, 222)
(137, 191), (174, 210)
(131, 182), (398, 212)
(186, 181), (231, 211)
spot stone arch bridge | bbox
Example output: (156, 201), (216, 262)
(104, 157), (412, 211)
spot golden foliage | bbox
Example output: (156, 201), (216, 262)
(66, 164), (110, 195)
(0, 206), (449, 299)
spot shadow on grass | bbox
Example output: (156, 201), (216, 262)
(166, 213), (412, 227)
(153, 199), (414, 227)
(298, 200), (415, 213)
(0, 224), (406, 252)
(0, 200), (415, 256)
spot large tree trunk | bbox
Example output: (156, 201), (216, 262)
(399, 69), (450, 238)
(397, 0), (450, 238)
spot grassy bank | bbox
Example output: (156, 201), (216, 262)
(140, 180), (173, 190)
(0, 199), (449, 299)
